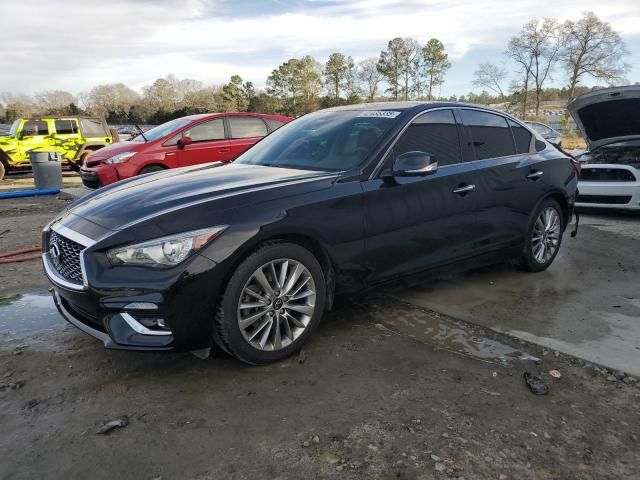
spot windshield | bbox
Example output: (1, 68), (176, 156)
(235, 110), (400, 171)
(9, 120), (20, 136)
(130, 117), (193, 142)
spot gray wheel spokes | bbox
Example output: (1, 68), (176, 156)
(532, 207), (561, 264)
(238, 258), (316, 351)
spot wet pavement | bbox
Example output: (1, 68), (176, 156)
(393, 214), (640, 377)
(0, 292), (64, 340)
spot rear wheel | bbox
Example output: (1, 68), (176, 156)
(519, 198), (564, 272)
(215, 242), (326, 364)
(138, 165), (165, 175)
(0, 161), (5, 181)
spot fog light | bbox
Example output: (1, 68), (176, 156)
(124, 302), (158, 310)
(137, 317), (167, 329)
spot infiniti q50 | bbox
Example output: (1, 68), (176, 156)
(42, 103), (578, 364)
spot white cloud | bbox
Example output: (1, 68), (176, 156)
(0, 0), (638, 96)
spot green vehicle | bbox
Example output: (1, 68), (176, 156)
(0, 116), (116, 180)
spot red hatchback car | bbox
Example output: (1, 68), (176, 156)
(80, 112), (291, 188)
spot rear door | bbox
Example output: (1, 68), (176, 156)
(460, 109), (547, 250)
(53, 119), (81, 160)
(362, 109), (484, 281)
(226, 116), (269, 159)
(168, 118), (230, 167)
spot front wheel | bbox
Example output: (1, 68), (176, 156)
(519, 198), (564, 272)
(138, 165), (166, 175)
(215, 243), (326, 364)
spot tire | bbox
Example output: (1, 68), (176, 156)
(215, 242), (326, 364)
(138, 165), (165, 175)
(518, 198), (565, 272)
(0, 161), (5, 181)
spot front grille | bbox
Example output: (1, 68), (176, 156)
(49, 231), (84, 284)
(580, 168), (636, 182)
(577, 194), (632, 205)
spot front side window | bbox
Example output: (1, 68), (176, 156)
(22, 120), (49, 136)
(236, 110), (398, 171)
(166, 118), (225, 145)
(461, 110), (516, 160)
(509, 119), (532, 154)
(265, 118), (285, 131)
(9, 120), (20, 136)
(228, 117), (268, 139)
(54, 119), (79, 135)
(394, 109), (461, 166)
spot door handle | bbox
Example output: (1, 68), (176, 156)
(452, 184), (476, 195)
(218, 148), (231, 153)
(527, 170), (544, 180)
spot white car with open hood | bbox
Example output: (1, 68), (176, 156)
(568, 86), (640, 210)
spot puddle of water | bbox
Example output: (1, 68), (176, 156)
(370, 301), (538, 365)
(0, 293), (64, 340)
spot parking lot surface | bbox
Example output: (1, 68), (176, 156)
(394, 211), (640, 377)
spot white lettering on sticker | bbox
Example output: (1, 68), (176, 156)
(357, 111), (401, 119)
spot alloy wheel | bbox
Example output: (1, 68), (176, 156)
(237, 258), (316, 351)
(532, 207), (561, 264)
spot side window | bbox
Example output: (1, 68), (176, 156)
(461, 110), (516, 160)
(80, 118), (108, 138)
(229, 116), (268, 139)
(394, 109), (462, 166)
(265, 118), (285, 131)
(23, 120), (49, 136)
(185, 119), (225, 142)
(54, 120), (79, 135)
(166, 119), (225, 145)
(508, 119), (533, 154)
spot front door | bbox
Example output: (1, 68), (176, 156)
(362, 109), (483, 282)
(53, 119), (81, 160)
(170, 118), (231, 167)
(18, 120), (51, 165)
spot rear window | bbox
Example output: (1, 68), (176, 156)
(228, 116), (268, 139)
(23, 120), (49, 136)
(80, 118), (108, 138)
(461, 110), (516, 160)
(509, 120), (532, 154)
(54, 120), (79, 135)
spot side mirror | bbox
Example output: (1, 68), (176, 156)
(177, 136), (193, 149)
(393, 151), (437, 176)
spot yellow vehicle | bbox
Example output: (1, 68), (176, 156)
(0, 116), (116, 179)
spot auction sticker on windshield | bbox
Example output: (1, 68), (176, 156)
(357, 111), (401, 118)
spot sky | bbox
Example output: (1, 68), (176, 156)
(1, 0), (639, 99)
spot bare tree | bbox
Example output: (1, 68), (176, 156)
(357, 58), (384, 101)
(507, 18), (562, 117)
(473, 63), (507, 100)
(401, 38), (421, 100)
(33, 90), (76, 115)
(506, 34), (534, 118)
(85, 83), (140, 119)
(560, 11), (630, 101)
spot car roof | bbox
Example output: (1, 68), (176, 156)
(321, 101), (517, 117)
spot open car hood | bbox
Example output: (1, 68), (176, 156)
(568, 86), (640, 151)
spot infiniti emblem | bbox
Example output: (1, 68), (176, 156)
(50, 241), (62, 267)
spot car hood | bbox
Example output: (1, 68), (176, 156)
(568, 86), (640, 150)
(84, 141), (144, 164)
(65, 163), (337, 231)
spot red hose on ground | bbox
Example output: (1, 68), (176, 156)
(0, 246), (41, 264)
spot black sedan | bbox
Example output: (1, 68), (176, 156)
(43, 102), (579, 364)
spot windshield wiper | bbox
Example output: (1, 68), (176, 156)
(126, 113), (148, 142)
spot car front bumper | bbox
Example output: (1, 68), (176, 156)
(576, 164), (640, 210)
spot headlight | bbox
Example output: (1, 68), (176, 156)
(106, 226), (227, 267)
(104, 151), (137, 164)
